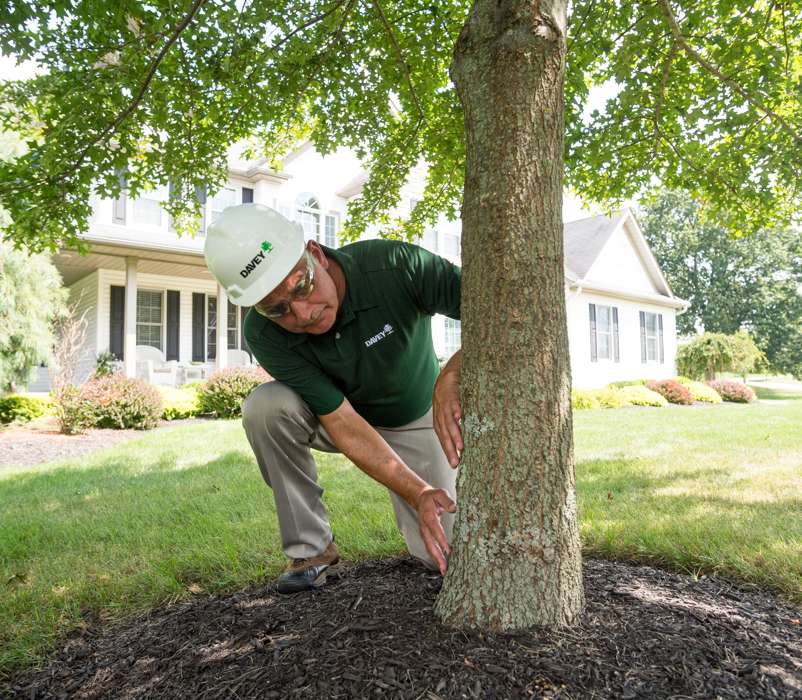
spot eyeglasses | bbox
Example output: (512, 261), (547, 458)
(254, 251), (316, 319)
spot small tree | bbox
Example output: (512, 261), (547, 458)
(49, 300), (89, 395)
(677, 332), (762, 381)
(0, 241), (67, 394)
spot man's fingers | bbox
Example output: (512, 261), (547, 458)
(435, 413), (460, 467)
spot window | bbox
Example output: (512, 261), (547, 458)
(443, 317), (461, 357)
(136, 290), (163, 350)
(639, 311), (664, 363)
(210, 186), (237, 224)
(207, 296), (217, 360)
(442, 231), (460, 258)
(296, 193), (321, 242)
(589, 303), (619, 362)
(132, 185), (167, 227)
(422, 228), (438, 252)
(324, 214), (338, 248)
(227, 300), (239, 349)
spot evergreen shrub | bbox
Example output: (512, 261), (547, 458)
(676, 377), (723, 403)
(0, 395), (50, 424)
(197, 366), (271, 418)
(647, 379), (694, 405)
(592, 387), (628, 408)
(618, 385), (668, 407)
(607, 379), (649, 388)
(80, 375), (163, 429)
(571, 389), (600, 410)
(706, 380), (756, 403)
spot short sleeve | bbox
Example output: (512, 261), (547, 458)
(395, 243), (461, 319)
(244, 313), (345, 416)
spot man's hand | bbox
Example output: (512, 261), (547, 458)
(416, 487), (456, 575)
(433, 350), (463, 468)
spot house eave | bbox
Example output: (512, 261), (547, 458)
(569, 279), (689, 310)
(228, 164), (292, 185)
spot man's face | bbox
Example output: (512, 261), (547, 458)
(254, 242), (340, 335)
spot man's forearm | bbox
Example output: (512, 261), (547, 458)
(319, 400), (429, 508)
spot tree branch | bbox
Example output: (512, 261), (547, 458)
(53, 0), (208, 184)
(652, 41), (678, 158)
(657, 0), (801, 147)
(371, 0), (426, 122)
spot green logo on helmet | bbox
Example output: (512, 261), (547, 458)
(261, 241), (272, 253)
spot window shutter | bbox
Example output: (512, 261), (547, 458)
(588, 304), (598, 362)
(110, 285), (125, 360)
(240, 306), (251, 357)
(192, 293), (205, 361)
(242, 187), (254, 204)
(165, 290), (180, 361)
(658, 314), (665, 364)
(112, 193), (126, 224)
(195, 185), (207, 236)
(639, 311), (647, 363)
(612, 307), (620, 362)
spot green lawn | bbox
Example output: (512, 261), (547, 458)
(1, 396), (801, 675)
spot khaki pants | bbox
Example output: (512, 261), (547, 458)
(242, 381), (456, 568)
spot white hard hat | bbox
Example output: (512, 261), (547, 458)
(204, 204), (305, 307)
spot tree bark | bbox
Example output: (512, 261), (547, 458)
(434, 0), (584, 630)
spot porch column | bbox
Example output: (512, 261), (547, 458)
(124, 257), (138, 378)
(216, 282), (228, 370)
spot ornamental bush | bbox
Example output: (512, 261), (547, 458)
(156, 385), (200, 420)
(706, 379), (756, 403)
(607, 379), (648, 388)
(197, 366), (271, 418)
(592, 387), (628, 408)
(80, 374), (163, 429)
(618, 385), (668, 407)
(54, 386), (96, 435)
(646, 379), (694, 405)
(571, 389), (600, 410)
(676, 377), (723, 403)
(0, 394), (50, 424)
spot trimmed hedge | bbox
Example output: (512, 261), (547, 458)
(572, 389), (600, 410)
(647, 379), (694, 405)
(676, 377), (723, 403)
(0, 395), (50, 425)
(593, 387), (628, 408)
(608, 379), (649, 388)
(197, 366), (271, 418)
(706, 379), (756, 403)
(156, 385), (200, 420)
(618, 385), (668, 407)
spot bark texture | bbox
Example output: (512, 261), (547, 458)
(434, 0), (584, 630)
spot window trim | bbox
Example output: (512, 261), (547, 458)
(296, 192), (322, 242)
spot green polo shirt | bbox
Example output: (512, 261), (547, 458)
(243, 239), (461, 427)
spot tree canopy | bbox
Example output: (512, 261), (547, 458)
(0, 0), (800, 251)
(641, 190), (802, 378)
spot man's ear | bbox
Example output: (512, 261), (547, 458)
(307, 240), (329, 269)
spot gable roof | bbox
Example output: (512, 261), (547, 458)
(563, 212), (626, 280)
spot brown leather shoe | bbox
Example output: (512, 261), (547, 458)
(277, 541), (339, 594)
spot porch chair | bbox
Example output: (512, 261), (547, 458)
(227, 349), (253, 367)
(135, 345), (179, 386)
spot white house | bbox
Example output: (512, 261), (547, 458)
(31, 145), (686, 391)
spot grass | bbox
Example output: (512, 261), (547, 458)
(2, 393), (801, 675)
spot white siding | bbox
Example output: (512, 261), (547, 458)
(585, 221), (659, 294)
(98, 269), (218, 363)
(567, 290), (678, 389)
(68, 271), (100, 383)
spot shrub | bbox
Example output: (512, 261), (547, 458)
(156, 385), (200, 420)
(618, 385), (668, 407)
(593, 387), (628, 408)
(93, 350), (120, 379)
(607, 379), (648, 388)
(706, 379), (756, 403)
(646, 379), (694, 405)
(197, 366), (271, 418)
(0, 395), (50, 424)
(676, 331), (764, 381)
(54, 386), (95, 435)
(572, 389), (600, 410)
(81, 375), (163, 429)
(675, 377), (722, 403)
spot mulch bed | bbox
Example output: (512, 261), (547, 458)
(4, 557), (801, 699)
(0, 417), (207, 470)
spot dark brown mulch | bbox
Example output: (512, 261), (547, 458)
(4, 557), (802, 699)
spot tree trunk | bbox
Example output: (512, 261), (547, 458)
(434, 0), (584, 630)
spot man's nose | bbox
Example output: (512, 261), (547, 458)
(290, 298), (316, 324)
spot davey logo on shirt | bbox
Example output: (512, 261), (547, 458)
(364, 324), (394, 348)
